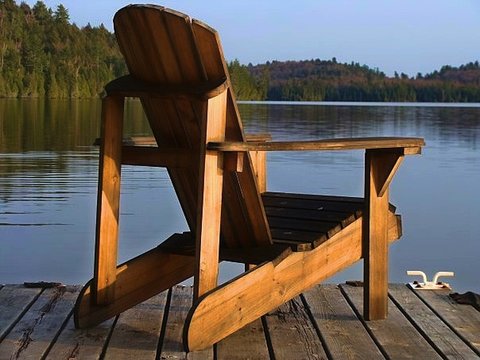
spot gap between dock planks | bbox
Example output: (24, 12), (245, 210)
(0, 285), (80, 359)
(263, 295), (329, 359)
(413, 287), (480, 356)
(0, 283), (479, 359)
(387, 284), (480, 359)
(0, 285), (43, 341)
(340, 284), (443, 359)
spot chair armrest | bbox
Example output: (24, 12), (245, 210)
(208, 137), (425, 154)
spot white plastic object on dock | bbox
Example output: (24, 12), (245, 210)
(406, 270), (454, 290)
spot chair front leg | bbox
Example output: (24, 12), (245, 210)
(93, 95), (124, 305)
(194, 90), (227, 300)
(363, 148), (404, 320)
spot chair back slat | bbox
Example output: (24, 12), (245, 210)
(114, 5), (272, 247)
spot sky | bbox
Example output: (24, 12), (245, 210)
(21, 0), (480, 76)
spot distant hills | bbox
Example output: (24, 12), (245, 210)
(1, 1), (479, 101)
(229, 59), (480, 102)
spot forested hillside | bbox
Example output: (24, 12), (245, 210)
(231, 59), (480, 102)
(0, 0), (125, 97)
(1, 1), (479, 101)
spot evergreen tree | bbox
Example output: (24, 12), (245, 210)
(0, 1), (478, 101)
(0, 0), (126, 98)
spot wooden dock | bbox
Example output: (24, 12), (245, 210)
(1, 283), (479, 359)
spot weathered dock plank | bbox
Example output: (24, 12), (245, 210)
(160, 286), (213, 360)
(103, 291), (168, 359)
(414, 289), (480, 356)
(216, 319), (270, 359)
(303, 284), (384, 359)
(389, 284), (479, 359)
(0, 285), (42, 341)
(264, 296), (328, 360)
(0, 285), (79, 359)
(45, 315), (114, 360)
(0, 283), (478, 359)
(340, 284), (442, 359)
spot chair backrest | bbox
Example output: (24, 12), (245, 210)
(114, 5), (272, 248)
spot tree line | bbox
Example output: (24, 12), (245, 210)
(0, 0), (125, 97)
(231, 59), (480, 102)
(1, 1), (479, 102)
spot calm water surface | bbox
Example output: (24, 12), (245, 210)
(1, 99), (479, 292)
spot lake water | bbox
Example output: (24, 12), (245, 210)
(1, 99), (479, 293)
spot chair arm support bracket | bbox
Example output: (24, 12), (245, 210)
(366, 148), (405, 197)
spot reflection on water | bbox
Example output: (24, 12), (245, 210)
(1, 99), (479, 292)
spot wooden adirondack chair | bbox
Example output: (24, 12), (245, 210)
(74, 4), (425, 351)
